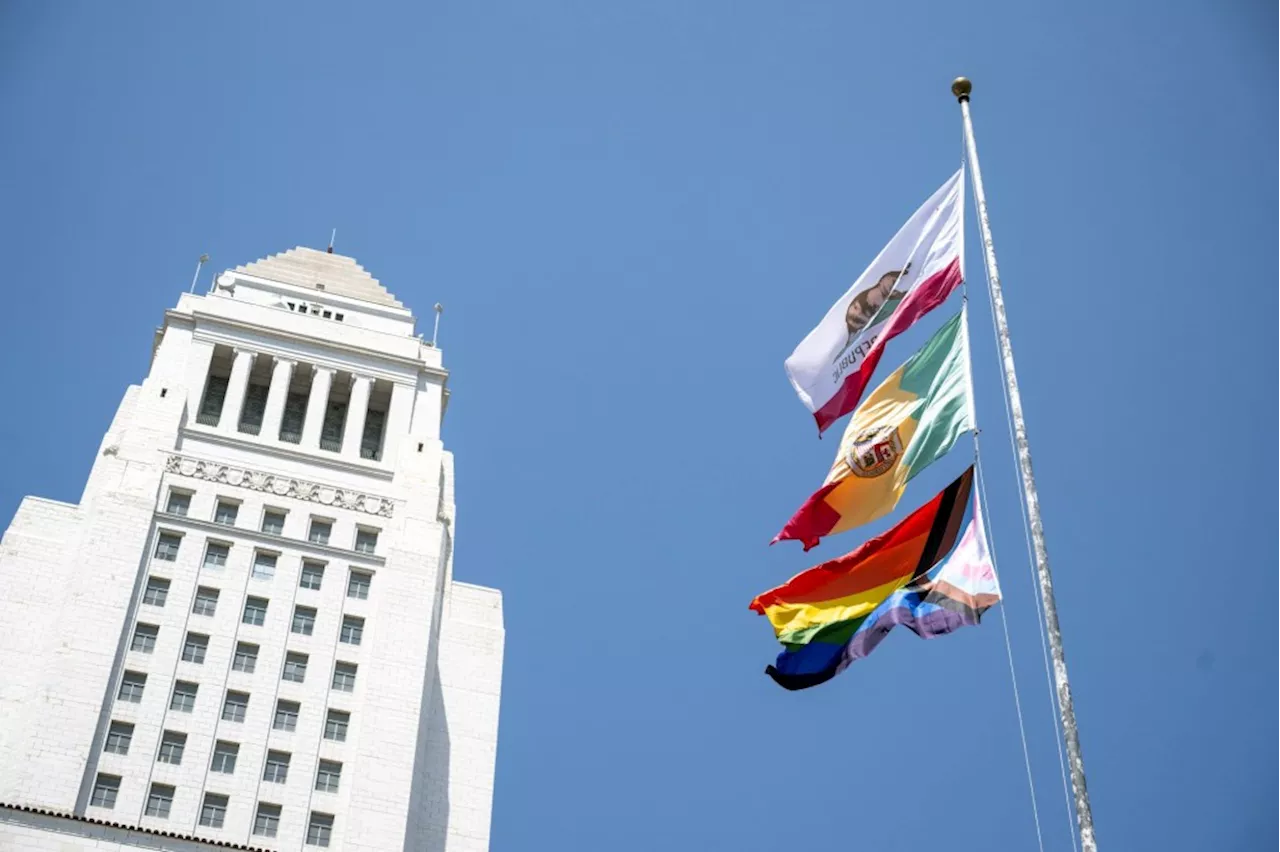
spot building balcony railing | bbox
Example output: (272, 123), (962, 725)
(279, 429), (302, 445)
(319, 438), (342, 453)
(359, 445), (381, 461)
(195, 411), (221, 427)
(238, 422), (262, 436)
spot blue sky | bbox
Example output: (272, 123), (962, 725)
(0, 2), (1274, 850)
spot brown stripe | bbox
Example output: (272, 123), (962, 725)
(910, 466), (973, 580)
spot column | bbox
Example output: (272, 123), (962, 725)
(341, 374), (373, 461)
(301, 366), (335, 449)
(380, 382), (415, 466)
(183, 340), (215, 424)
(219, 348), (256, 432)
(260, 358), (296, 442)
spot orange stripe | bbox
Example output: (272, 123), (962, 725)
(750, 478), (951, 613)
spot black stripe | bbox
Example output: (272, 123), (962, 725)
(910, 466), (973, 580)
(765, 664), (840, 691)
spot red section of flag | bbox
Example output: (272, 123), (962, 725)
(813, 257), (964, 435)
(771, 480), (842, 551)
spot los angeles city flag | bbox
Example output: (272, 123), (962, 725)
(785, 169), (964, 435)
(774, 310), (973, 550)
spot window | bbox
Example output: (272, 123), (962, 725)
(307, 812), (335, 847)
(252, 551), (278, 580)
(211, 740), (239, 774)
(118, 671), (146, 703)
(90, 773), (120, 809)
(340, 615), (364, 646)
(145, 783), (175, 819)
(335, 313), (344, 322)
(154, 532), (181, 561)
(142, 576), (169, 607)
(222, 690), (249, 723)
(354, 528), (379, 554)
(253, 803), (282, 838)
(347, 571), (371, 600)
(203, 542), (230, 569)
(157, 730), (186, 765)
(324, 710), (349, 742)
(291, 605), (316, 636)
(320, 404), (345, 452)
(192, 586), (219, 616)
(104, 721), (133, 755)
(131, 623), (158, 654)
(314, 760), (342, 793)
(332, 662), (357, 693)
(243, 596), (268, 626)
(200, 793), (228, 829)
(214, 500), (239, 525)
(263, 750), (291, 783)
(261, 510), (286, 535)
(182, 632), (209, 664)
(273, 699), (300, 732)
(165, 491), (190, 516)
(280, 392), (307, 443)
(232, 642), (258, 673)
(198, 374), (229, 425)
(360, 410), (386, 460)
(171, 681), (198, 713)
(282, 652), (308, 683)
(299, 561), (325, 590)
(308, 519), (332, 545)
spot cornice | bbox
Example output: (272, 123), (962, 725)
(166, 308), (449, 383)
(179, 427), (395, 482)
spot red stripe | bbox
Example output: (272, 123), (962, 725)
(770, 480), (842, 552)
(752, 468), (972, 613)
(813, 257), (963, 435)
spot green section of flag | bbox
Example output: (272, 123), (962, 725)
(899, 311), (971, 481)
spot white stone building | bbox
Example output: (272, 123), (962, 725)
(0, 247), (504, 852)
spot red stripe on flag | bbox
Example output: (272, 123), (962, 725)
(813, 257), (964, 435)
(771, 480), (843, 551)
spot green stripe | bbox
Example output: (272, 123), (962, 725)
(899, 313), (971, 480)
(779, 613), (871, 649)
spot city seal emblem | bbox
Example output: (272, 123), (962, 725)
(846, 424), (903, 478)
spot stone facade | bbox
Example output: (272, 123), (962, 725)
(0, 248), (504, 852)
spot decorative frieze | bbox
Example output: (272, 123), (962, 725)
(165, 454), (395, 518)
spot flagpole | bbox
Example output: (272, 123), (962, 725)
(951, 77), (1097, 852)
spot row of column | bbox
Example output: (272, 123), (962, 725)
(214, 348), (377, 462)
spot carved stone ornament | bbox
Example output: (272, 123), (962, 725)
(165, 454), (395, 518)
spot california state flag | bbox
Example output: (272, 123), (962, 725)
(786, 170), (965, 434)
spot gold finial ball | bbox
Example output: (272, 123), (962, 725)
(951, 77), (972, 100)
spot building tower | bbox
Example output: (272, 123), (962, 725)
(0, 248), (504, 852)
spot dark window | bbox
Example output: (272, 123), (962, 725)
(340, 615), (363, 646)
(347, 571), (371, 600)
(200, 793), (229, 828)
(145, 783), (174, 819)
(142, 576), (169, 606)
(182, 632), (209, 664)
(104, 721), (133, 755)
(90, 774), (120, 809)
(222, 690), (249, 723)
(154, 532), (181, 561)
(243, 597), (269, 626)
(324, 710), (349, 742)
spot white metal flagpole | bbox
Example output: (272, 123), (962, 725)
(951, 76), (1098, 852)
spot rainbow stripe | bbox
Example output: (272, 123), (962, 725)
(751, 467), (991, 690)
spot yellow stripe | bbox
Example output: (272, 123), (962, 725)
(761, 574), (914, 637)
